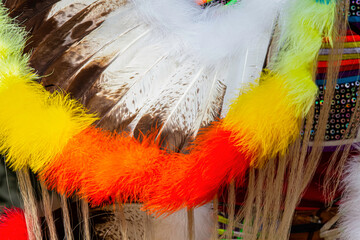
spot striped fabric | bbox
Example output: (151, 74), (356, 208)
(317, 0), (360, 82)
(312, 14), (360, 145)
(317, 30), (360, 80)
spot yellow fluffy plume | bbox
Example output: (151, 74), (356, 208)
(0, 66), (96, 172)
(223, 71), (302, 164)
(223, 0), (336, 165)
(0, 9), (27, 58)
(273, 0), (336, 115)
(0, 6), (96, 172)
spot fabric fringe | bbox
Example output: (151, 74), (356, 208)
(60, 195), (74, 240)
(187, 209), (195, 240)
(17, 169), (42, 240)
(40, 182), (58, 240)
(225, 181), (235, 240)
(80, 199), (91, 240)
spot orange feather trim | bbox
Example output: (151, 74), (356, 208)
(40, 124), (251, 215)
(144, 122), (251, 215)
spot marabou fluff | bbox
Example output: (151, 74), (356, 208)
(144, 123), (250, 214)
(41, 127), (169, 204)
(40, 125), (249, 215)
(0, 77), (96, 172)
(223, 72), (300, 163)
(132, 0), (283, 64)
(340, 146), (360, 240)
(223, 0), (336, 165)
(273, 0), (336, 115)
(0, 5), (96, 172)
(0, 208), (28, 240)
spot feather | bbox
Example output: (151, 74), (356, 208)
(221, 43), (273, 116)
(39, 123), (249, 215)
(5, 0), (279, 211)
(20, 0), (97, 53)
(26, 0), (280, 140)
(80, 0), (279, 145)
(223, 72), (301, 162)
(0, 208), (28, 240)
(1, 0), (315, 215)
(133, 0), (281, 64)
(46, 0), (97, 22)
(339, 146), (360, 240)
(40, 5), (143, 94)
(29, 0), (125, 75)
(132, 63), (227, 151)
(3, 0), (28, 13)
(222, 0), (336, 165)
(94, 51), (170, 131)
(272, 0), (336, 115)
(0, 72), (96, 172)
(4, 0), (59, 34)
(0, 4), (96, 172)
(40, 127), (168, 203)
(144, 122), (250, 214)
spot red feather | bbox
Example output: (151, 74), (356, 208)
(0, 208), (28, 240)
(144, 123), (251, 215)
(41, 123), (251, 215)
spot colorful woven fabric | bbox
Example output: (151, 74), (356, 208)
(313, 15), (360, 144)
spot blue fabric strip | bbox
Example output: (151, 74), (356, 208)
(316, 75), (360, 85)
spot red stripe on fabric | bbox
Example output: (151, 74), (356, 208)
(346, 30), (360, 42)
(318, 59), (360, 68)
(323, 30), (360, 43)
(317, 64), (360, 73)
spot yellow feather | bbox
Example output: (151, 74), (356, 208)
(223, 0), (336, 165)
(0, 76), (96, 172)
(0, 7), (27, 59)
(223, 72), (302, 164)
(273, 0), (336, 113)
(0, 7), (97, 172)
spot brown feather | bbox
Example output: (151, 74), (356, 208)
(30, 0), (124, 76)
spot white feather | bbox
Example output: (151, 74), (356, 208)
(132, 0), (284, 64)
(130, 0), (286, 118)
(46, 0), (97, 20)
(46, 0), (100, 26)
(340, 145), (360, 240)
(49, 4), (138, 82)
(96, 53), (172, 128)
(61, 16), (150, 91)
